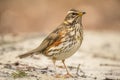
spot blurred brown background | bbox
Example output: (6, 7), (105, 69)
(0, 0), (120, 34)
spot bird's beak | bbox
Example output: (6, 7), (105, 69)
(78, 12), (86, 16)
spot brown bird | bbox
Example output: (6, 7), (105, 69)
(18, 9), (86, 77)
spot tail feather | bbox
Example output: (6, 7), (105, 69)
(18, 48), (39, 58)
(18, 52), (34, 58)
(18, 45), (43, 58)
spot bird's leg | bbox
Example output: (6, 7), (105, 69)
(52, 59), (61, 78)
(52, 59), (56, 73)
(62, 60), (69, 74)
(62, 60), (73, 77)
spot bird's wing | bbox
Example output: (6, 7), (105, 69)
(35, 26), (67, 54)
(18, 32), (59, 58)
(35, 32), (59, 52)
(18, 25), (67, 58)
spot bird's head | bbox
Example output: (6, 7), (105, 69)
(64, 9), (86, 24)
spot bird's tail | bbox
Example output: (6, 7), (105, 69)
(18, 49), (38, 58)
(18, 52), (34, 58)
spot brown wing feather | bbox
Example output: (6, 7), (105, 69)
(18, 26), (63, 58)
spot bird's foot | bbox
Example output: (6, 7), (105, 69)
(53, 73), (73, 78)
(56, 65), (64, 68)
(54, 74), (62, 78)
(63, 73), (73, 78)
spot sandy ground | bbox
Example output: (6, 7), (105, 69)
(0, 31), (120, 80)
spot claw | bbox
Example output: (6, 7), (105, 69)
(63, 73), (73, 78)
(54, 74), (62, 78)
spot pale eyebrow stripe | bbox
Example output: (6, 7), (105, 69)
(67, 11), (75, 14)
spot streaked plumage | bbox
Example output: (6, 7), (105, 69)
(18, 9), (86, 77)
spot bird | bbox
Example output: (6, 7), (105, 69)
(18, 9), (86, 77)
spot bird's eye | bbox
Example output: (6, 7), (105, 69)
(72, 13), (77, 15)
